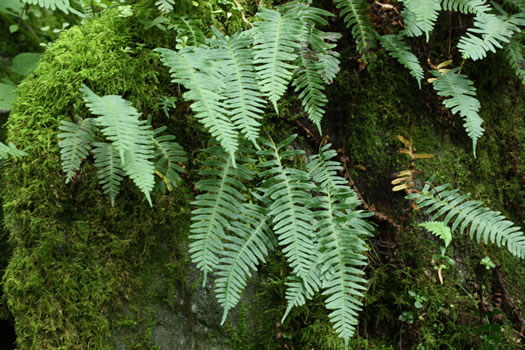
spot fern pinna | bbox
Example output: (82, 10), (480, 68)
(407, 182), (525, 259)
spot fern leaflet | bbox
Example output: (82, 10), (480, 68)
(92, 142), (125, 207)
(407, 183), (525, 259)
(58, 118), (96, 183)
(441, 0), (491, 15)
(253, 8), (304, 112)
(399, 0), (441, 42)
(155, 0), (175, 15)
(215, 203), (276, 324)
(257, 135), (317, 279)
(168, 16), (207, 47)
(400, 8), (423, 37)
(210, 28), (266, 146)
(458, 13), (522, 61)
(431, 68), (484, 156)
(21, 0), (72, 13)
(156, 47), (239, 163)
(505, 37), (525, 84)
(189, 146), (254, 283)
(307, 144), (370, 348)
(151, 126), (187, 191)
(0, 142), (26, 159)
(419, 221), (453, 247)
(380, 34), (424, 88)
(333, 0), (377, 63)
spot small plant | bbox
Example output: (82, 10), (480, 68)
(480, 256), (496, 270)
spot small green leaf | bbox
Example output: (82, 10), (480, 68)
(419, 221), (452, 247)
(12, 52), (41, 76)
(9, 24), (19, 33)
(0, 81), (16, 111)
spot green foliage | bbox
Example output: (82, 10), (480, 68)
(168, 15), (207, 47)
(380, 34), (424, 88)
(0, 141), (26, 159)
(92, 141), (125, 206)
(441, 0), (491, 15)
(0, 80), (16, 110)
(430, 68), (484, 156)
(458, 13), (523, 61)
(399, 0), (441, 41)
(21, 0), (72, 14)
(407, 182), (525, 259)
(58, 118), (96, 183)
(418, 221), (453, 247)
(333, 0), (377, 63)
(505, 36), (525, 84)
(151, 126), (187, 191)
(155, 0), (174, 15)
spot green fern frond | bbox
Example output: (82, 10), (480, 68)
(458, 13), (522, 61)
(0, 142), (26, 159)
(505, 37), (525, 84)
(210, 28), (266, 146)
(81, 85), (155, 205)
(419, 221), (453, 247)
(151, 126), (187, 190)
(431, 68), (484, 156)
(307, 144), (369, 348)
(156, 47), (239, 162)
(380, 34), (424, 88)
(190, 146), (254, 284)
(400, 8), (423, 37)
(407, 183), (525, 259)
(92, 142), (125, 207)
(216, 203), (276, 324)
(399, 0), (441, 42)
(441, 0), (491, 15)
(168, 16), (207, 47)
(58, 118), (96, 183)
(257, 135), (317, 279)
(503, 0), (525, 12)
(333, 0), (377, 63)
(293, 46), (329, 127)
(155, 0), (175, 14)
(253, 8), (304, 112)
(21, 0), (72, 13)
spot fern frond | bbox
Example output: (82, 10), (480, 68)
(458, 13), (522, 61)
(155, 0), (175, 15)
(407, 183), (525, 259)
(400, 8), (423, 37)
(441, 0), (491, 15)
(333, 0), (377, 63)
(293, 46), (329, 127)
(419, 221), (453, 247)
(58, 118), (96, 183)
(380, 34), (424, 88)
(503, 0), (525, 12)
(189, 146), (254, 283)
(253, 8), (304, 112)
(215, 203), (276, 324)
(151, 126), (187, 191)
(505, 37), (525, 84)
(210, 29), (266, 146)
(81, 85), (155, 205)
(431, 68), (484, 156)
(0, 142), (27, 159)
(257, 135), (317, 279)
(156, 47), (239, 162)
(21, 0), (71, 13)
(92, 142), (125, 207)
(399, 0), (441, 42)
(307, 144), (369, 347)
(168, 16), (207, 47)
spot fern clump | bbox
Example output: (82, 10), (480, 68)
(407, 182), (525, 258)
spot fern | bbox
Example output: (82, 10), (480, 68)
(407, 183), (525, 258)
(156, 47), (239, 163)
(400, 8), (424, 37)
(458, 13), (522, 61)
(168, 16), (207, 47)
(419, 221), (453, 247)
(441, 0), (491, 15)
(21, 0), (72, 14)
(430, 68), (484, 156)
(155, 0), (175, 15)
(257, 135), (317, 279)
(57, 118), (96, 183)
(0, 142), (26, 159)
(151, 126), (187, 191)
(215, 203), (276, 324)
(209, 28), (266, 146)
(380, 34), (424, 88)
(81, 85), (155, 205)
(505, 37), (525, 84)
(92, 142), (125, 207)
(333, 0), (377, 63)
(253, 8), (304, 112)
(399, 0), (441, 42)
(189, 146), (254, 283)
(307, 144), (370, 348)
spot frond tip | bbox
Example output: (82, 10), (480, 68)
(407, 182), (525, 259)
